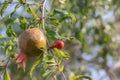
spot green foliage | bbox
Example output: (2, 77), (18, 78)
(0, 0), (120, 80)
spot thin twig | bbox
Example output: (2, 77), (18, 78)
(102, 60), (114, 80)
(47, 71), (57, 80)
(62, 72), (67, 80)
(42, 0), (47, 34)
(0, 70), (4, 78)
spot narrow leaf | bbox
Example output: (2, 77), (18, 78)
(30, 57), (43, 77)
(42, 66), (57, 79)
(18, 0), (24, 4)
(68, 13), (76, 21)
(0, 3), (8, 15)
(4, 69), (11, 80)
(29, 6), (38, 19)
(6, 26), (17, 37)
(54, 48), (70, 59)
(53, 9), (68, 15)
(0, 36), (6, 39)
(70, 75), (92, 80)
(58, 65), (64, 72)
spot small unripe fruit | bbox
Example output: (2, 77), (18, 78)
(50, 40), (64, 49)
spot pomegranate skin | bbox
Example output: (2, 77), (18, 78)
(18, 28), (46, 57)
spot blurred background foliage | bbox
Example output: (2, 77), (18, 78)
(0, 0), (120, 80)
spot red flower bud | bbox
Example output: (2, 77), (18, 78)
(51, 40), (64, 49)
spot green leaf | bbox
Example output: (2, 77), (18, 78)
(0, 3), (8, 16)
(46, 9), (51, 16)
(53, 9), (68, 15)
(58, 65), (64, 72)
(60, 13), (76, 22)
(30, 57), (43, 77)
(7, 0), (13, 2)
(20, 17), (27, 24)
(46, 55), (54, 60)
(103, 34), (111, 43)
(24, 4), (31, 14)
(46, 60), (55, 65)
(42, 69), (53, 78)
(4, 69), (11, 80)
(46, 28), (62, 40)
(42, 66), (57, 79)
(18, 0), (24, 4)
(68, 13), (76, 21)
(53, 9), (76, 21)
(4, 44), (11, 54)
(0, 36), (6, 39)
(45, 55), (56, 66)
(6, 26), (17, 37)
(75, 31), (86, 50)
(54, 48), (70, 59)
(4, 18), (13, 25)
(29, 6), (38, 19)
(48, 17), (60, 25)
(70, 75), (92, 80)
(19, 17), (28, 30)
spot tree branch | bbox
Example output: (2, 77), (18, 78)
(42, 0), (47, 34)
(62, 72), (67, 80)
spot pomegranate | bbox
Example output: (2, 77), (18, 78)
(15, 28), (46, 70)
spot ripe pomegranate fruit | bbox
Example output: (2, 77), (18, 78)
(15, 28), (46, 70)
(48, 40), (64, 50)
